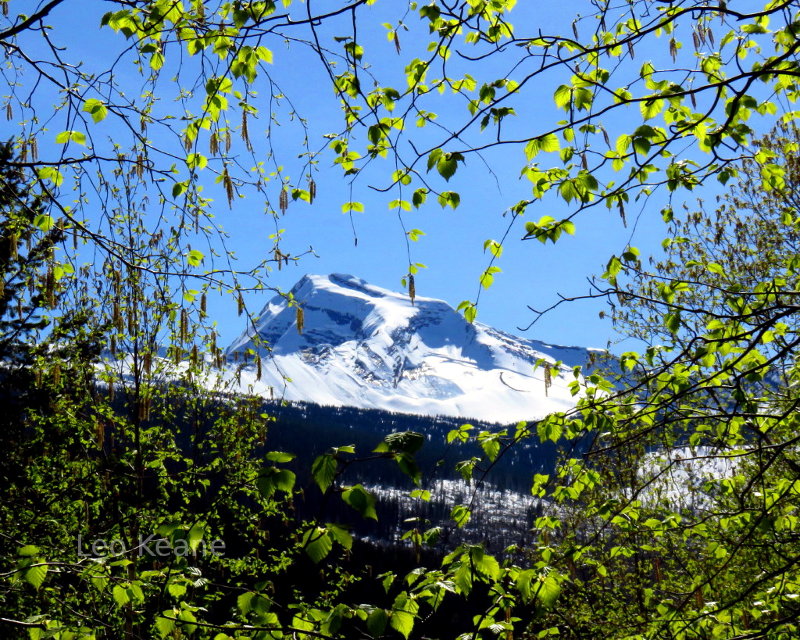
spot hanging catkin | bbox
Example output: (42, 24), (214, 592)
(8, 233), (18, 260)
(544, 366), (552, 397)
(296, 306), (304, 334)
(241, 109), (253, 151)
(224, 168), (234, 208)
(408, 274), (416, 305)
(95, 418), (105, 450)
(309, 178), (317, 203)
(180, 308), (188, 343)
(45, 267), (55, 308)
(209, 131), (219, 156)
(279, 187), (288, 214)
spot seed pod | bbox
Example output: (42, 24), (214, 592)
(256, 354), (262, 380)
(225, 129), (232, 153)
(309, 178), (316, 203)
(200, 292), (207, 317)
(191, 344), (198, 367)
(408, 274), (415, 305)
(296, 306), (304, 334)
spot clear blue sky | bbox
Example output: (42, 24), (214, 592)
(11, 0), (746, 353)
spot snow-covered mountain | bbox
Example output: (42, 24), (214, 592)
(224, 273), (601, 423)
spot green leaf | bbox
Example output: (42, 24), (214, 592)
(113, 584), (131, 607)
(55, 130), (87, 145)
(341, 484), (378, 520)
(187, 249), (204, 266)
(37, 166), (63, 187)
(367, 609), (388, 636)
(265, 451), (295, 463)
(436, 152), (463, 181)
(457, 300), (477, 323)
(24, 563), (47, 590)
(311, 453), (337, 492)
(303, 527), (333, 563)
(390, 594), (418, 639)
(342, 201), (365, 213)
(186, 153), (208, 170)
(273, 468), (296, 493)
(451, 504), (471, 528)
(155, 616), (176, 638)
(553, 85), (572, 110)
(188, 523), (204, 552)
(33, 215), (54, 231)
(325, 523), (352, 551)
(18, 545), (40, 557)
(641, 97), (664, 120)
(83, 99), (108, 123)
(375, 431), (425, 454)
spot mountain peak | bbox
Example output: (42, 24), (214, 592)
(224, 274), (597, 423)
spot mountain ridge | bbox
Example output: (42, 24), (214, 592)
(224, 273), (599, 423)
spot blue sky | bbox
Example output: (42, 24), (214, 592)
(7, 0), (748, 353)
